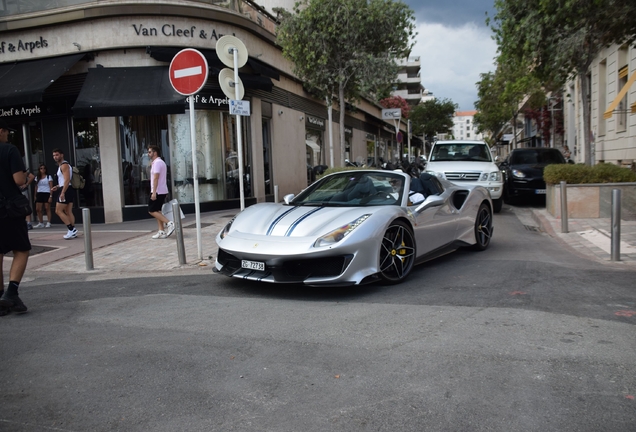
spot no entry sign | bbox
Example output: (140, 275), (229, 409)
(169, 49), (209, 95)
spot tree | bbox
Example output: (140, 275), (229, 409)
(409, 98), (457, 141)
(379, 95), (411, 119)
(277, 0), (416, 167)
(491, 0), (636, 165)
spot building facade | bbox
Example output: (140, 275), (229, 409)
(564, 41), (635, 167)
(0, 0), (401, 223)
(391, 56), (423, 106)
(451, 111), (484, 141)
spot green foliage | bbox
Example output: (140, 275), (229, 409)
(544, 163), (636, 185)
(277, 0), (415, 101)
(409, 98), (457, 139)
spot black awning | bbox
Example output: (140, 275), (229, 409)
(72, 66), (186, 118)
(0, 53), (85, 107)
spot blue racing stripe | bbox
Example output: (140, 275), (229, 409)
(285, 207), (323, 236)
(266, 206), (298, 235)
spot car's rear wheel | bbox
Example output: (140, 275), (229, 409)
(379, 220), (416, 284)
(471, 203), (493, 251)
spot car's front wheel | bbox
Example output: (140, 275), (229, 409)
(378, 220), (416, 284)
(471, 203), (493, 251)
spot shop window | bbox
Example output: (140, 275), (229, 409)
(120, 115), (170, 206)
(169, 110), (251, 203)
(73, 118), (103, 207)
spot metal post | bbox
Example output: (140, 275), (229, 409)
(611, 189), (621, 261)
(173, 201), (187, 265)
(274, 185), (279, 203)
(560, 181), (568, 233)
(82, 208), (94, 270)
(189, 95), (203, 260)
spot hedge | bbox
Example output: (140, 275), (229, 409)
(543, 163), (636, 185)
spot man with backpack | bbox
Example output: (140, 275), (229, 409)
(52, 148), (77, 239)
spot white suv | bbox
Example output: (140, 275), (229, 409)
(425, 140), (503, 213)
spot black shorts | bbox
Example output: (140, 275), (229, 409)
(57, 187), (76, 204)
(35, 192), (51, 203)
(148, 194), (167, 213)
(0, 216), (32, 254)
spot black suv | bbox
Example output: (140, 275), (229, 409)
(499, 148), (566, 202)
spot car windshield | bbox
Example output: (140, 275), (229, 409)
(510, 149), (565, 165)
(292, 171), (405, 207)
(430, 143), (491, 162)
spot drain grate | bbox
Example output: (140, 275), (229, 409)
(524, 225), (540, 232)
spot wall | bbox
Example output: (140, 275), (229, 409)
(271, 104), (306, 197)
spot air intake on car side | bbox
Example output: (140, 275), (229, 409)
(444, 172), (481, 181)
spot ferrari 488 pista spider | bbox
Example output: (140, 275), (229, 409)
(215, 170), (493, 286)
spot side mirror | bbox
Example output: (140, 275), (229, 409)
(414, 195), (444, 213)
(283, 194), (295, 205)
(494, 156), (500, 162)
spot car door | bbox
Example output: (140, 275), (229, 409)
(411, 185), (458, 256)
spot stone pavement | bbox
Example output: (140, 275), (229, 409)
(4, 206), (636, 281)
(531, 209), (636, 266)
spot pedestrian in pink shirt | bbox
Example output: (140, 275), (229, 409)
(147, 145), (174, 239)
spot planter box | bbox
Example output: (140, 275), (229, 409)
(547, 182), (636, 220)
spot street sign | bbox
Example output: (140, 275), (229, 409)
(382, 108), (401, 120)
(396, 131), (403, 143)
(169, 49), (209, 96)
(230, 100), (251, 116)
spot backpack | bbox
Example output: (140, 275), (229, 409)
(63, 162), (85, 189)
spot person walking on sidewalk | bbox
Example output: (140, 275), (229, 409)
(148, 145), (174, 239)
(34, 164), (54, 228)
(0, 121), (29, 315)
(52, 148), (77, 239)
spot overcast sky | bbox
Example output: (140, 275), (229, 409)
(403, 0), (498, 111)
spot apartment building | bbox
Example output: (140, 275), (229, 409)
(391, 56), (424, 106)
(452, 111), (484, 141)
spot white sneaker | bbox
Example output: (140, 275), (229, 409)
(45, 222), (51, 228)
(152, 230), (167, 239)
(63, 228), (78, 240)
(165, 221), (175, 237)
(34, 223), (44, 228)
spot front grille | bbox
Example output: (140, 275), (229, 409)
(282, 255), (353, 279)
(445, 172), (481, 181)
(217, 249), (241, 272)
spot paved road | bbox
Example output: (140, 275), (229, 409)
(1, 205), (635, 431)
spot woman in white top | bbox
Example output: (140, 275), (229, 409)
(34, 164), (54, 228)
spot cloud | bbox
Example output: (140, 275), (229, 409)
(411, 21), (497, 111)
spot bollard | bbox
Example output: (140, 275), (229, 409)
(274, 185), (279, 203)
(82, 208), (94, 270)
(173, 201), (187, 265)
(611, 189), (621, 261)
(560, 181), (568, 233)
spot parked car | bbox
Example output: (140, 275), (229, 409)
(499, 147), (566, 202)
(215, 170), (494, 286)
(425, 140), (504, 213)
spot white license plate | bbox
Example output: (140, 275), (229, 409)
(535, 189), (546, 194)
(241, 260), (265, 271)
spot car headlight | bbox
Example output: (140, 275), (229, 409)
(425, 170), (445, 179)
(219, 217), (236, 239)
(480, 171), (501, 181)
(313, 214), (371, 248)
(511, 169), (526, 179)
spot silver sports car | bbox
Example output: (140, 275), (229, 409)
(215, 169), (493, 286)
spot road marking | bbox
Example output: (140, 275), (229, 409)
(174, 66), (202, 78)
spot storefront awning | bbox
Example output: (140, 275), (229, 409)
(0, 53), (85, 107)
(72, 66), (186, 118)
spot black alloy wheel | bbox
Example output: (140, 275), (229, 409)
(471, 203), (493, 251)
(379, 220), (416, 284)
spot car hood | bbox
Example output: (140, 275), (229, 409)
(229, 203), (379, 238)
(426, 161), (499, 173)
(509, 163), (554, 177)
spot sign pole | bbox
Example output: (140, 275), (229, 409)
(188, 95), (203, 260)
(233, 48), (245, 211)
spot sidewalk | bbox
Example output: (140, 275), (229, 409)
(6, 210), (236, 278)
(531, 209), (636, 265)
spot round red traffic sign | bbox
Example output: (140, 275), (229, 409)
(169, 49), (209, 95)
